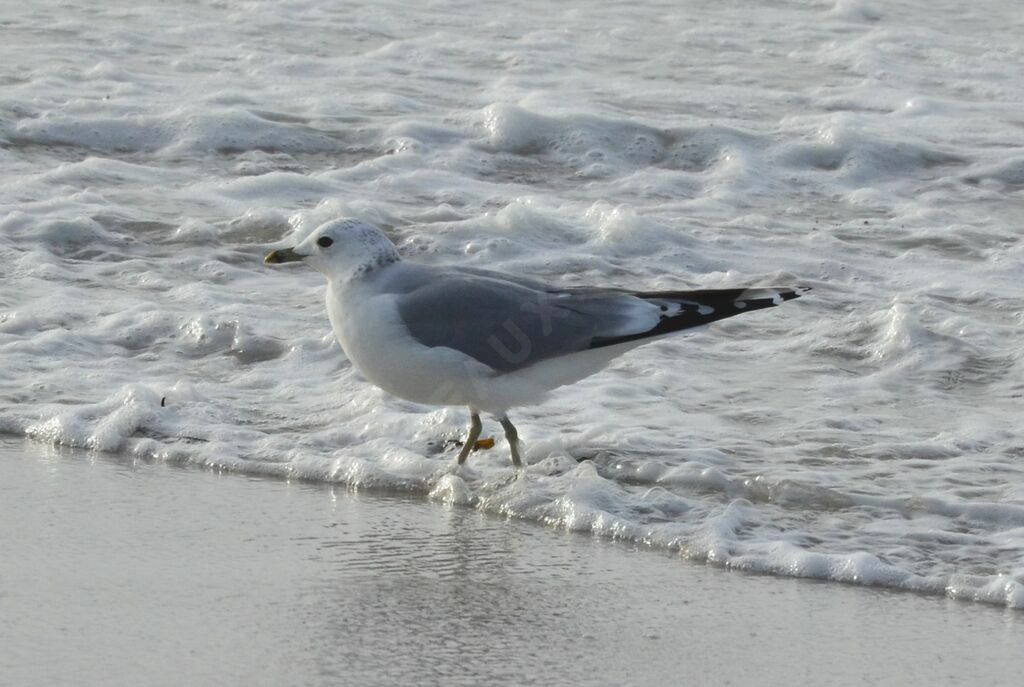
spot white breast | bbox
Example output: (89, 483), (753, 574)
(326, 280), (499, 409)
(324, 274), (612, 413)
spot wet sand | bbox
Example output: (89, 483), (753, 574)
(1, 437), (1021, 686)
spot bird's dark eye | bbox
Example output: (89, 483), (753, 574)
(317, 236), (334, 248)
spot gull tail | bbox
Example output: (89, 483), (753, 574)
(588, 286), (809, 350)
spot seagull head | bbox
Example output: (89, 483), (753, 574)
(264, 218), (400, 279)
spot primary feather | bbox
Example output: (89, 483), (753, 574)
(394, 269), (806, 373)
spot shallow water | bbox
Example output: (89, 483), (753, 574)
(2, 0), (1024, 607)
(3, 438), (1023, 686)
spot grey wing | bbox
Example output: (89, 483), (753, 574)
(394, 274), (662, 372)
(395, 270), (807, 372)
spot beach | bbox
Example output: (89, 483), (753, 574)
(4, 0), (1024, 605)
(3, 0), (1024, 679)
(2, 437), (1021, 686)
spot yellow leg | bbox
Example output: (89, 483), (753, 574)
(499, 416), (522, 468)
(457, 410), (482, 465)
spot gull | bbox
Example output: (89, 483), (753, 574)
(265, 218), (806, 468)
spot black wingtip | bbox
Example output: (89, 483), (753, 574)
(588, 284), (809, 350)
(778, 285), (811, 302)
(731, 286), (810, 305)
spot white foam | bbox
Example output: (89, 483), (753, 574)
(3, 0), (1024, 609)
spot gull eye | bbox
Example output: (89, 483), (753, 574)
(317, 236), (334, 248)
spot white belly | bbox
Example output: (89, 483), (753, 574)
(323, 281), (634, 413)
(326, 282), (511, 410)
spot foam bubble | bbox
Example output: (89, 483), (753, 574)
(3, 0), (1024, 610)
(25, 385), (162, 452)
